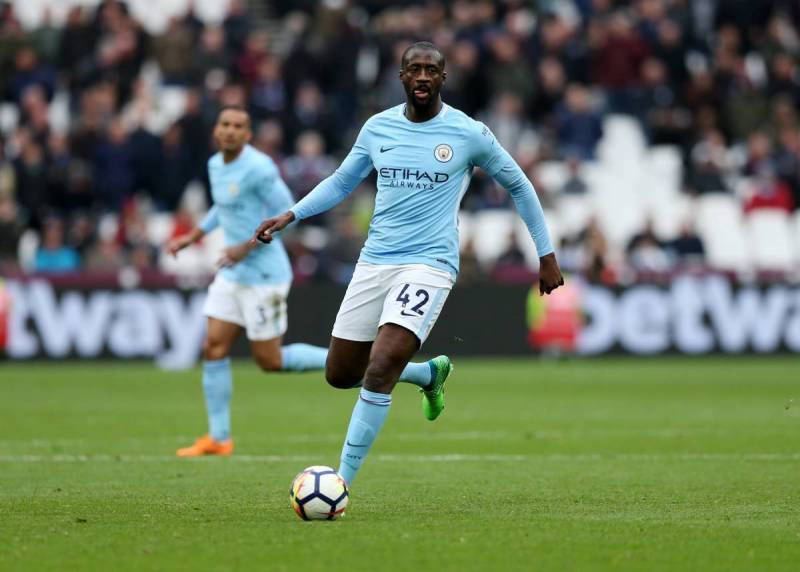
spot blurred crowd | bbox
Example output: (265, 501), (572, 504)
(1, 0), (800, 284)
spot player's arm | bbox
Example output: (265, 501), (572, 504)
(166, 206), (219, 257)
(217, 239), (256, 268)
(473, 124), (563, 295)
(253, 126), (374, 244)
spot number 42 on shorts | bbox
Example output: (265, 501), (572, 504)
(396, 284), (429, 316)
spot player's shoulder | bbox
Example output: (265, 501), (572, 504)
(208, 152), (223, 168)
(243, 145), (279, 175)
(359, 105), (404, 133)
(444, 105), (495, 151)
(444, 104), (488, 136)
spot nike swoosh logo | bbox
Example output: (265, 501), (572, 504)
(346, 441), (367, 448)
(380, 145), (398, 153)
(400, 310), (420, 317)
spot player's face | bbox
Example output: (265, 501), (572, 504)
(213, 109), (252, 153)
(400, 49), (446, 109)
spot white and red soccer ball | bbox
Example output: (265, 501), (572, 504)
(289, 466), (349, 521)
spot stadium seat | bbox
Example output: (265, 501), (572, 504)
(195, 0), (231, 23)
(535, 161), (568, 194)
(471, 210), (516, 268)
(637, 146), (683, 210)
(582, 163), (648, 249)
(593, 195), (648, 250)
(596, 115), (646, 171)
(646, 146), (683, 188)
(97, 213), (119, 241)
(695, 194), (751, 271)
(555, 195), (592, 237)
(649, 195), (694, 241)
(793, 211), (800, 267)
(124, 0), (154, 33)
(0, 103), (19, 133)
(746, 210), (795, 272)
(48, 91), (70, 134)
(146, 213), (175, 246)
(457, 211), (473, 251)
(158, 87), (188, 125)
(16, 229), (39, 272)
(297, 225), (329, 250)
(181, 182), (210, 219)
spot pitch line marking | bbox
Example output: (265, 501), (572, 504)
(2, 428), (752, 449)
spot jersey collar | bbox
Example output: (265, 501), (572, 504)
(397, 102), (449, 125)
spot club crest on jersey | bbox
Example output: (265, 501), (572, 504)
(434, 144), (453, 163)
(228, 183), (239, 197)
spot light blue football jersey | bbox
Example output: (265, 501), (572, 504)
(200, 144), (293, 285)
(291, 103), (553, 276)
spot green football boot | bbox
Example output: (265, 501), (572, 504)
(421, 355), (453, 421)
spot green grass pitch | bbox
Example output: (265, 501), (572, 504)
(1, 357), (798, 571)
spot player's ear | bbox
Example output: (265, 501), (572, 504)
(442, 70), (447, 83)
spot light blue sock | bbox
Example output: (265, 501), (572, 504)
(202, 358), (232, 442)
(345, 361), (433, 390)
(338, 388), (392, 485)
(398, 361), (435, 389)
(280, 343), (328, 371)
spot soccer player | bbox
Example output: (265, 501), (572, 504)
(166, 106), (332, 457)
(254, 42), (564, 486)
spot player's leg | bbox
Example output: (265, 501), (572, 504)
(337, 323), (419, 485)
(325, 337), (372, 389)
(378, 268), (455, 419)
(280, 343), (328, 371)
(249, 336), (328, 372)
(324, 260), (444, 390)
(250, 336), (283, 371)
(177, 317), (240, 457)
(324, 335), (438, 390)
(243, 282), (328, 372)
(250, 337), (328, 372)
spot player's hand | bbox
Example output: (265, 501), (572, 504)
(166, 235), (195, 258)
(217, 243), (253, 268)
(538, 253), (564, 295)
(252, 211), (295, 244)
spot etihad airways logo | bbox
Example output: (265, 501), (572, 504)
(378, 167), (449, 190)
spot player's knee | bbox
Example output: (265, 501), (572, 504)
(203, 338), (229, 361)
(325, 364), (359, 389)
(254, 353), (282, 372)
(363, 355), (400, 392)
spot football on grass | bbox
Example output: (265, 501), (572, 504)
(289, 466), (349, 521)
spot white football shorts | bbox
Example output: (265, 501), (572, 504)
(332, 262), (455, 345)
(203, 275), (291, 341)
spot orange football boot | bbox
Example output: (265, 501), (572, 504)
(176, 435), (234, 457)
